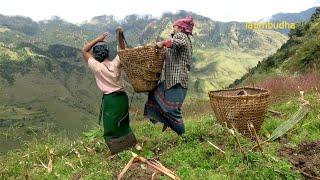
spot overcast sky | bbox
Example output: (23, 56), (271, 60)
(1, 0), (320, 23)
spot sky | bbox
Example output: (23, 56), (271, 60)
(1, 0), (320, 24)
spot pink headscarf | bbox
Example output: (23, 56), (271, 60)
(173, 16), (195, 35)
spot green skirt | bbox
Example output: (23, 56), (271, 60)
(102, 91), (137, 154)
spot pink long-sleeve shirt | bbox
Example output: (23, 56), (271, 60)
(88, 55), (124, 94)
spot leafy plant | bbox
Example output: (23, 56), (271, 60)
(269, 102), (311, 141)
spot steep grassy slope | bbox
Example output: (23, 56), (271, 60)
(230, 7), (320, 88)
(1, 94), (319, 179)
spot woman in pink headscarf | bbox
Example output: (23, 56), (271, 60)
(144, 16), (194, 135)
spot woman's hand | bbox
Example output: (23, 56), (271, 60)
(156, 41), (165, 48)
(96, 32), (109, 42)
(83, 32), (109, 62)
(116, 27), (123, 33)
(156, 40), (172, 48)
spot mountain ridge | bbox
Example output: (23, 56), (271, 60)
(230, 7), (320, 88)
(258, 6), (318, 33)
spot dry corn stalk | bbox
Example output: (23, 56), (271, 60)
(117, 157), (137, 180)
(207, 140), (225, 154)
(65, 162), (76, 170)
(23, 162), (29, 180)
(61, 156), (76, 170)
(70, 142), (83, 167)
(118, 152), (180, 180)
(37, 157), (47, 169)
(230, 129), (247, 162)
(268, 110), (283, 117)
(151, 172), (157, 180)
(140, 156), (179, 179)
(80, 141), (95, 156)
(22, 151), (37, 159)
(72, 148), (83, 167)
(47, 157), (53, 173)
(299, 170), (320, 180)
(47, 149), (54, 173)
(249, 123), (265, 158)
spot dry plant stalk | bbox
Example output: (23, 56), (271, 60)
(23, 163), (29, 180)
(314, 86), (320, 98)
(72, 148), (83, 167)
(151, 172), (157, 180)
(230, 129), (242, 154)
(138, 156), (180, 180)
(300, 170), (320, 180)
(80, 141), (96, 156)
(152, 158), (174, 174)
(118, 153), (180, 180)
(45, 148), (54, 173)
(117, 157), (137, 180)
(61, 156), (76, 170)
(230, 129), (247, 161)
(47, 157), (53, 173)
(65, 162), (76, 170)
(268, 110), (283, 117)
(22, 151), (37, 159)
(249, 123), (265, 158)
(70, 142), (83, 167)
(207, 140), (225, 154)
(37, 157), (48, 169)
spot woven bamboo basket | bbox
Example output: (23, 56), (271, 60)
(208, 87), (270, 137)
(118, 45), (166, 93)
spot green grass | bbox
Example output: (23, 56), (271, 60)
(1, 94), (319, 179)
(189, 37), (288, 98)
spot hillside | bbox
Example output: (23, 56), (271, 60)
(82, 11), (288, 94)
(0, 11), (289, 152)
(1, 94), (319, 179)
(1, 9), (320, 179)
(0, 11), (289, 95)
(230, 7), (320, 88)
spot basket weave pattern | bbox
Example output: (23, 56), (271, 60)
(208, 87), (270, 137)
(119, 45), (166, 92)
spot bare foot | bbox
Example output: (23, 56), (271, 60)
(108, 154), (120, 161)
(135, 143), (142, 150)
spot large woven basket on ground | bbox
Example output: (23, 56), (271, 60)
(118, 45), (166, 93)
(208, 87), (270, 137)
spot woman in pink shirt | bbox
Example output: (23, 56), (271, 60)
(82, 30), (137, 155)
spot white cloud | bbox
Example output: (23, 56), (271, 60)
(0, 0), (319, 23)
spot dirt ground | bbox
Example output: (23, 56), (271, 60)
(279, 140), (320, 179)
(114, 162), (164, 180)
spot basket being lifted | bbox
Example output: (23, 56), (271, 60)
(208, 87), (270, 137)
(116, 29), (166, 93)
(118, 45), (166, 92)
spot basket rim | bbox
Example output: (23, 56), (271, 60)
(118, 44), (162, 52)
(208, 86), (270, 98)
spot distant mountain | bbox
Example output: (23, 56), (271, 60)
(258, 6), (318, 34)
(230, 7), (320, 87)
(261, 7), (317, 23)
